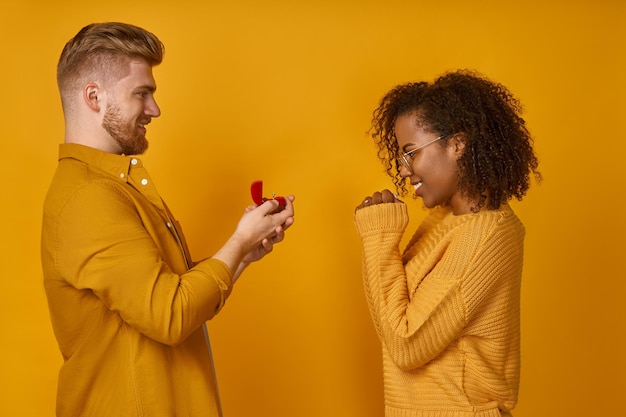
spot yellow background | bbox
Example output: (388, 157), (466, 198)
(1, 0), (624, 416)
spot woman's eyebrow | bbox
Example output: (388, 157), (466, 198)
(402, 143), (416, 152)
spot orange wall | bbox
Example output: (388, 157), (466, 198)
(1, 1), (624, 416)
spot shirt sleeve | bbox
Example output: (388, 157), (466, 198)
(54, 180), (233, 346)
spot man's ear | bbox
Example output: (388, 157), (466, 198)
(83, 82), (102, 112)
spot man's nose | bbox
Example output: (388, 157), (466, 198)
(146, 97), (161, 118)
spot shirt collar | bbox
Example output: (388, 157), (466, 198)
(58, 143), (141, 184)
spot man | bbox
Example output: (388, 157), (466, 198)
(41, 22), (295, 417)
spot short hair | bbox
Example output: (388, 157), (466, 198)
(57, 22), (164, 108)
(369, 69), (541, 209)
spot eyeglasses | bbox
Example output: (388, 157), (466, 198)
(397, 134), (448, 173)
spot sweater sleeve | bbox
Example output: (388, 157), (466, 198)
(355, 203), (466, 370)
(53, 180), (233, 346)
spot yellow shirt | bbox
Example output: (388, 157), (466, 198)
(41, 143), (232, 417)
(355, 203), (523, 417)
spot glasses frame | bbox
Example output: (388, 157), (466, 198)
(397, 134), (449, 173)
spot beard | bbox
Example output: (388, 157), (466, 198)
(102, 103), (149, 155)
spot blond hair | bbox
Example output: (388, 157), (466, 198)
(57, 22), (164, 109)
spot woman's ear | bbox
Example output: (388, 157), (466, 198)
(450, 132), (467, 157)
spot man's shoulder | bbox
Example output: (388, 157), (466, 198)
(44, 162), (132, 216)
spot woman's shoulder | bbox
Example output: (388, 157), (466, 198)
(449, 204), (525, 249)
(419, 204), (524, 246)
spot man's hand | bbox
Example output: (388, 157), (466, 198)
(241, 195), (295, 264)
(213, 195), (295, 282)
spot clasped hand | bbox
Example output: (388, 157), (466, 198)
(355, 189), (402, 211)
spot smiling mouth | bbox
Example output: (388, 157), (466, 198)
(413, 182), (423, 191)
(137, 121), (150, 134)
(138, 119), (151, 128)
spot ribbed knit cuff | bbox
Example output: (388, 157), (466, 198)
(354, 202), (409, 236)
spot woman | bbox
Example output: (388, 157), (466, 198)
(354, 70), (540, 417)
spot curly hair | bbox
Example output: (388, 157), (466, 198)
(369, 69), (541, 210)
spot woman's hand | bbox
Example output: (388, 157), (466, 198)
(356, 189), (402, 211)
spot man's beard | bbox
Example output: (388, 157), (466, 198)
(102, 103), (149, 155)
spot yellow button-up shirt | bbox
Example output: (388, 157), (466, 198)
(41, 143), (232, 417)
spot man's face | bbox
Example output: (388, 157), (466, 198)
(102, 60), (160, 155)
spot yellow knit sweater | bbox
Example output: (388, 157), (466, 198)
(355, 203), (524, 417)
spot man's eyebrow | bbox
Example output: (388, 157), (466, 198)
(135, 85), (157, 92)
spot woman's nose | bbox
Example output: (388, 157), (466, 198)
(398, 164), (412, 177)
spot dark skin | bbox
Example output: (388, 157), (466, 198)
(355, 189), (402, 210)
(366, 71), (541, 210)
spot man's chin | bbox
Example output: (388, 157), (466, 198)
(136, 141), (149, 155)
(120, 137), (149, 155)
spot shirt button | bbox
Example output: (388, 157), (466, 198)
(141, 178), (148, 186)
(131, 158), (138, 165)
(166, 222), (173, 228)
(119, 173), (126, 179)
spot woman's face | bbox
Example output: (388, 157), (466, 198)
(394, 113), (471, 214)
